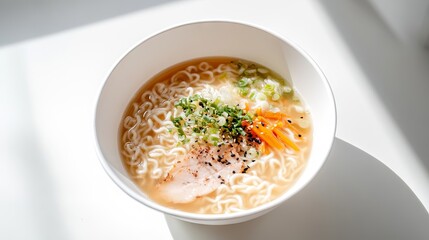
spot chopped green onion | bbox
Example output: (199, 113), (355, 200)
(238, 77), (250, 87)
(172, 95), (252, 145)
(272, 93), (280, 101)
(239, 87), (250, 96)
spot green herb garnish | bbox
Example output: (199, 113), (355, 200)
(171, 95), (252, 145)
(231, 60), (294, 101)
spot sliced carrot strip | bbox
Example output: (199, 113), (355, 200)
(273, 121), (284, 128)
(255, 116), (282, 129)
(272, 128), (300, 151)
(257, 110), (288, 120)
(262, 112), (284, 120)
(255, 116), (270, 123)
(250, 114), (300, 152)
(251, 122), (284, 149)
(257, 110), (301, 133)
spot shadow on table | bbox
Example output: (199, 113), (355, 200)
(0, 0), (182, 46)
(316, 0), (429, 172)
(165, 138), (429, 240)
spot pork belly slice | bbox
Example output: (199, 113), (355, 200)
(157, 144), (244, 203)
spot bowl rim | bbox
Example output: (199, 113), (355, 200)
(94, 19), (337, 222)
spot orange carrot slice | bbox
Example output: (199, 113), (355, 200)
(251, 121), (284, 150)
(272, 128), (300, 151)
(262, 111), (285, 120)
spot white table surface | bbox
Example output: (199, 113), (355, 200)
(1, 0), (428, 239)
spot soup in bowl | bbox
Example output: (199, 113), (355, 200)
(94, 21), (336, 225)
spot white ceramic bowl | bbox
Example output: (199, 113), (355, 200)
(94, 21), (336, 225)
